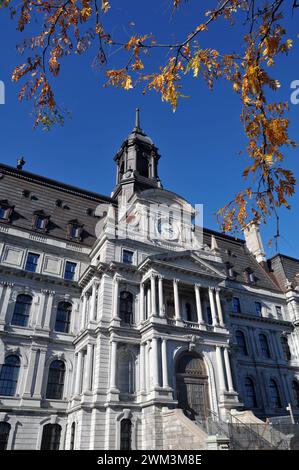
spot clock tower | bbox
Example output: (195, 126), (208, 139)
(112, 108), (162, 200)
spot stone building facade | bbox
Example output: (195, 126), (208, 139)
(0, 113), (299, 450)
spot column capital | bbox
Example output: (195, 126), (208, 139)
(194, 283), (201, 290)
(173, 278), (180, 284)
(158, 275), (164, 281)
(0, 281), (14, 287)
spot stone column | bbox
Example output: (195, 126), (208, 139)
(146, 286), (151, 320)
(109, 340), (118, 391)
(173, 279), (181, 323)
(194, 284), (204, 324)
(0, 282), (14, 325)
(140, 343), (146, 393)
(215, 288), (225, 327)
(208, 287), (218, 326)
(80, 294), (87, 330)
(158, 276), (165, 317)
(139, 283), (145, 323)
(89, 282), (98, 322)
(151, 275), (157, 317)
(112, 278), (120, 321)
(152, 338), (159, 388)
(216, 346), (226, 393)
(84, 344), (94, 392)
(43, 291), (55, 329)
(223, 347), (234, 392)
(33, 349), (47, 398)
(161, 338), (169, 388)
(74, 351), (84, 396)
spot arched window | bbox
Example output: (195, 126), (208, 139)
(120, 419), (132, 450)
(236, 330), (248, 356)
(0, 355), (20, 396)
(40, 423), (61, 450)
(244, 377), (257, 408)
(119, 291), (133, 325)
(259, 333), (271, 359)
(70, 422), (76, 450)
(11, 294), (32, 327)
(118, 351), (135, 394)
(281, 336), (291, 361)
(185, 303), (192, 322)
(292, 381), (299, 407)
(0, 422), (11, 450)
(269, 379), (282, 409)
(46, 360), (65, 399)
(55, 302), (72, 333)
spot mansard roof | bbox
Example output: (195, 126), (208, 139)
(268, 253), (299, 291)
(202, 228), (281, 292)
(0, 162), (114, 247)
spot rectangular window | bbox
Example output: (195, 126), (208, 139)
(70, 226), (80, 238)
(25, 252), (39, 272)
(0, 207), (8, 220)
(276, 306), (283, 319)
(255, 301), (262, 316)
(35, 215), (46, 229)
(122, 250), (134, 265)
(64, 261), (76, 281)
(232, 297), (241, 313)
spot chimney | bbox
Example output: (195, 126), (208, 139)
(243, 222), (266, 263)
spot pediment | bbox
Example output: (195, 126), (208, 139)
(140, 250), (225, 279)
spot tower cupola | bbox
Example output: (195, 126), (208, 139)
(113, 109), (161, 198)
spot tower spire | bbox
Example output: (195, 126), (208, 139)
(135, 107), (140, 130)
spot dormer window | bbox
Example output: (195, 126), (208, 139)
(67, 220), (83, 241)
(225, 262), (235, 278)
(0, 200), (13, 223)
(244, 268), (255, 284)
(33, 211), (49, 231)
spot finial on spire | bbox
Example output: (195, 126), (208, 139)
(135, 107), (140, 130)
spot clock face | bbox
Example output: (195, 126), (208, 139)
(156, 217), (179, 241)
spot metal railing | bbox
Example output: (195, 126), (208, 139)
(194, 409), (299, 450)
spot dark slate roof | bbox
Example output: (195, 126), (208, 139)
(0, 163), (113, 247)
(202, 228), (281, 292)
(268, 254), (299, 291)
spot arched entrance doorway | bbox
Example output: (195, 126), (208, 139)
(176, 353), (210, 421)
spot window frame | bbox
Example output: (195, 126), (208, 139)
(0, 422), (11, 450)
(244, 377), (257, 408)
(269, 378), (282, 409)
(120, 419), (132, 451)
(236, 330), (248, 356)
(64, 261), (77, 281)
(46, 360), (66, 400)
(232, 297), (241, 314)
(122, 249), (134, 265)
(0, 355), (20, 397)
(255, 301), (262, 317)
(11, 294), (32, 327)
(25, 252), (40, 273)
(119, 290), (134, 325)
(259, 333), (271, 359)
(54, 301), (72, 333)
(40, 423), (62, 450)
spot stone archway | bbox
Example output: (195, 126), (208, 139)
(176, 353), (210, 421)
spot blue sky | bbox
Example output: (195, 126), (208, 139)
(0, 1), (298, 258)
